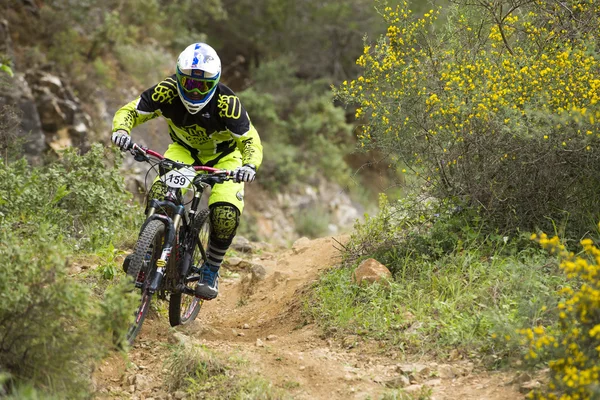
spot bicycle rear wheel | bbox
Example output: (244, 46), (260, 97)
(126, 220), (165, 345)
(168, 209), (210, 326)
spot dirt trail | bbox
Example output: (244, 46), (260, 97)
(94, 236), (525, 400)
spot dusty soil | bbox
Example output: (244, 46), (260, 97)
(94, 236), (526, 400)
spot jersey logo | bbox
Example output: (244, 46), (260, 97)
(151, 80), (177, 104)
(178, 124), (210, 146)
(218, 95), (242, 119)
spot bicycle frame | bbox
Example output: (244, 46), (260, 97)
(130, 144), (230, 295)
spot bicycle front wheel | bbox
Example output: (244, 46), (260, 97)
(168, 209), (210, 326)
(126, 219), (165, 344)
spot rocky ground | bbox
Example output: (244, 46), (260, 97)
(93, 236), (534, 400)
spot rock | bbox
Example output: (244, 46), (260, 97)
(266, 334), (278, 341)
(448, 348), (461, 361)
(510, 372), (533, 386)
(404, 384), (424, 394)
(173, 332), (191, 346)
(174, 391), (186, 399)
(273, 271), (290, 284)
(438, 364), (458, 379)
(251, 264), (267, 281)
(352, 258), (392, 285)
(396, 363), (431, 378)
(256, 339), (265, 347)
(341, 335), (359, 349)
(384, 375), (411, 388)
(242, 323), (250, 329)
(0, 73), (45, 157)
(134, 374), (151, 391)
(292, 237), (311, 254)
(520, 380), (541, 393)
(424, 379), (442, 387)
(0, 19), (12, 56)
(232, 236), (253, 253)
(68, 265), (82, 275)
(226, 257), (243, 267)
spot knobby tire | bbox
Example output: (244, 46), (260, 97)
(168, 208), (211, 327)
(126, 220), (165, 345)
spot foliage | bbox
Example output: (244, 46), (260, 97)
(0, 64), (13, 77)
(293, 205), (331, 239)
(166, 343), (287, 399)
(0, 105), (23, 162)
(0, 229), (137, 398)
(114, 43), (174, 88)
(239, 57), (355, 191)
(335, 0), (600, 237)
(519, 233), (600, 399)
(0, 144), (143, 251)
(308, 195), (567, 362)
(0, 143), (141, 397)
(203, 0), (402, 83)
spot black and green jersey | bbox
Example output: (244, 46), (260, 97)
(112, 76), (263, 168)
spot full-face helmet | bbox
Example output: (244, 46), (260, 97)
(175, 43), (221, 114)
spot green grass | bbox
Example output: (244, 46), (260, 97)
(165, 343), (288, 399)
(307, 240), (567, 365)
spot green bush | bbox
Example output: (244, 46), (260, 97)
(0, 144), (142, 251)
(239, 57), (355, 191)
(293, 205), (331, 239)
(0, 229), (137, 398)
(0, 143), (142, 397)
(335, 0), (600, 237)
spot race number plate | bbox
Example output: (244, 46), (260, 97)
(161, 167), (196, 188)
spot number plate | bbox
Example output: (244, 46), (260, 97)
(161, 167), (196, 188)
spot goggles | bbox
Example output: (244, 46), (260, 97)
(176, 68), (218, 101)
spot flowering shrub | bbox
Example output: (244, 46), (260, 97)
(520, 233), (600, 399)
(335, 0), (600, 236)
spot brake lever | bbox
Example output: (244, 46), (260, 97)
(129, 143), (150, 162)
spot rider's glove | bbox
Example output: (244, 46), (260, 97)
(111, 130), (131, 151)
(233, 164), (256, 183)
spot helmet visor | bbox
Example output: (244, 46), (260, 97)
(176, 71), (218, 101)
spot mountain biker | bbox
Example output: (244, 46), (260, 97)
(110, 42), (263, 300)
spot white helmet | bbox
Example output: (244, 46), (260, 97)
(175, 43), (221, 114)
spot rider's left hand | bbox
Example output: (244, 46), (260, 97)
(233, 164), (256, 183)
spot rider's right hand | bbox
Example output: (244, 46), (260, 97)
(111, 130), (131, 151)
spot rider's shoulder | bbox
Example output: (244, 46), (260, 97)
(146, 76), (178, 104)
(215, 84), (245, 120)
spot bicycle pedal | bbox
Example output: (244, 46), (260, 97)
(190, 265), (201, 274)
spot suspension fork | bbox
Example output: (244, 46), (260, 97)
(143, 202), (186, 293)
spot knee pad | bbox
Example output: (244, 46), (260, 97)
(209, 202), (240, 245)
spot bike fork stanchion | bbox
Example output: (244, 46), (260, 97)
(146, 213), (182, 293)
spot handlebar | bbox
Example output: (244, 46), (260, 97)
(127, 142), (234, 177)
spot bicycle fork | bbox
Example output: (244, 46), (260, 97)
(145, 200), (186, 293)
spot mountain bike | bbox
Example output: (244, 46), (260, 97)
(122, 142), (233, 345)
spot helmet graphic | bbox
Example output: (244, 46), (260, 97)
(176, 43), (221, 114)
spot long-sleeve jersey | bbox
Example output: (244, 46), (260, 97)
(112, 76), (263, 168)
